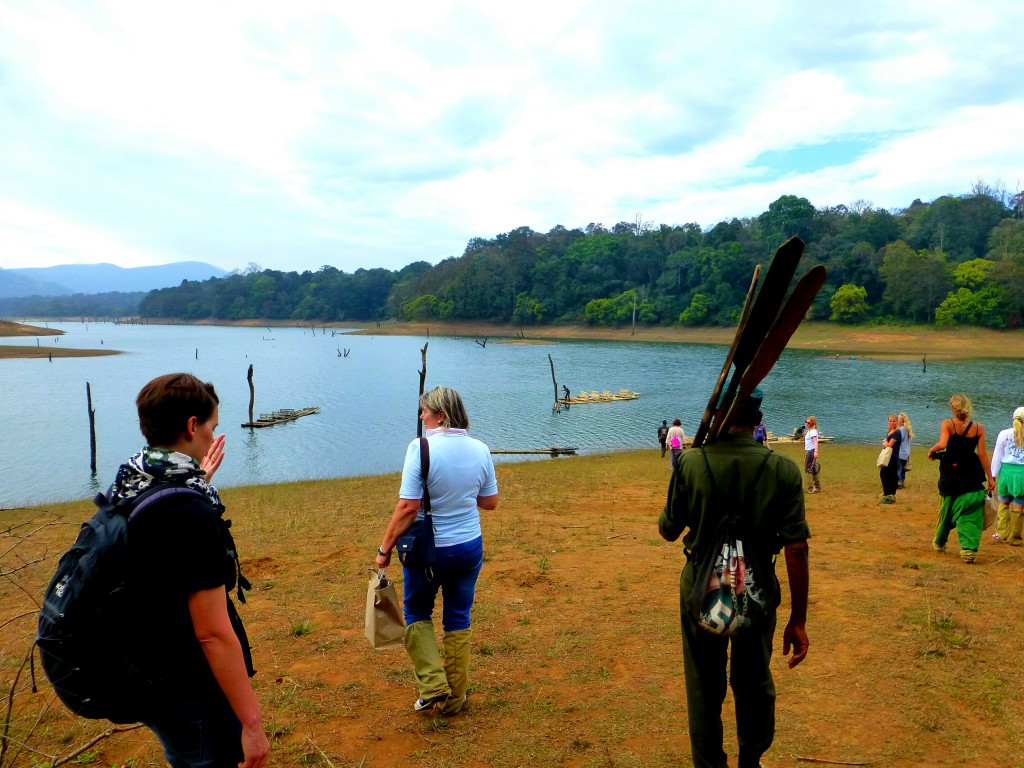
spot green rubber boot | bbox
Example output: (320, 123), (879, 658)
(996, 501), (1011, 541)
(404, 621), (450, 710)
(1010, 505), (1024, 545)
(440, 628), (472, 715)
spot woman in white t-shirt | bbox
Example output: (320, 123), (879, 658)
(804, 416), (821, 493)
(666, 419), (687, 470)
(375, 386), (499, 716)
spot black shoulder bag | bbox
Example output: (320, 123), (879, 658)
(396, 438), (436, 578)
(685, 448), (773, 636)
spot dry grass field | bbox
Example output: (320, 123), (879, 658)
(2, 445), (1023, 768)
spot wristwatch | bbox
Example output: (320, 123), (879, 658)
(378, 546), (389, 557)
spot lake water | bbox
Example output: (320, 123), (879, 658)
(2, 322), (1022, 507)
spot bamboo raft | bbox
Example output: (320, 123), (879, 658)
(491, 446), (578, 456)
(560, 388), (640, 405)
(242, 406), (320, 428)
(766, 432), (835, 444)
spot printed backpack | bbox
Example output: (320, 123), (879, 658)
(685, 449), (773, 636)
(36, 484), (204, 723)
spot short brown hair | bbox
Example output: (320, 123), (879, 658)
(137, 373), (219, 446)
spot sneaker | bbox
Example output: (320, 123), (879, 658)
(897, 482), (905, 489)
(806, 487), (819, 494)
(414, 694), (449, 712)
(932, 542), (946, 553)
(960, 549), (976, 564)
(879, 495), (896, 504)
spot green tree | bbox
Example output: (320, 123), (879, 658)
(879, 241), (951, 322)
(680, 293), (712, 325)
(402, 294), (439, 321)
(935, 286), (1004, 327)
(830, 284), (870, 323)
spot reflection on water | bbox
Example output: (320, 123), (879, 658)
(1, 321), (1022, 507)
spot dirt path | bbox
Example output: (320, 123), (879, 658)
(4, 446), (1022, 767)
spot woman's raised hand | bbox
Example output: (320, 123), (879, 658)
(201, 433), (227, 482)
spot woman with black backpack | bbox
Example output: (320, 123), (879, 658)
(928, 393), (995, 564)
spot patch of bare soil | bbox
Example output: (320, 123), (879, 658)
(4, 448), (1023, 768)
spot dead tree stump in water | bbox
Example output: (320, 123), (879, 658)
(247, 364), (255, 426)
(417, 343), (429, 438)
(86, 382), (97, 473)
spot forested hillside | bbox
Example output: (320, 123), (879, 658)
(139, 185), (1024, 328)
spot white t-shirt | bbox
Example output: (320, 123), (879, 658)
(399, 428), (499, 547)
(666, 426), (686, 450)
(991, 427), (1024, 477)
(803, 428), (819, 452)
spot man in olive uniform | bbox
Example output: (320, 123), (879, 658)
(658, 388), (810, 768)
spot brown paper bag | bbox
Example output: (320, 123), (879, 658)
(365, 569), (405, 649)
(983, 492), (999, 531)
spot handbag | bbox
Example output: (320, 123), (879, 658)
(396, 437), (436, 575)
(364, 569), (405, 649)
(876, 446), (892, 467)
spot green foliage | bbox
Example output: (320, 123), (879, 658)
(126, 185), (1018, 329)
(935, 286), (1005, 327)
(830, 284), (870, 323)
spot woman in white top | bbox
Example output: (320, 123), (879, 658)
(804, 416), (821, 493)
(375, 386), (499, 715)
(666, 419), (687, 470)
(991, 406), (1024, 545)
(897, 413), (914, 488)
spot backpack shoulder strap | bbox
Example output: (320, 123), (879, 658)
(99, 484), (207, 522)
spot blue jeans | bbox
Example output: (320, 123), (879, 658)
(403, 536), (483, 630)
(145, 689), (242, 768)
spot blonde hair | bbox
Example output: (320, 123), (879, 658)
(898, 412), (914, 440)
(420, 386), (470, 430)
(949, 394), (973, 420)
(1013, 407), (1024, 449)
(805, 416), (817, 429)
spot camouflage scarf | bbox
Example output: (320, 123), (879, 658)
(107, 446), (223, 510)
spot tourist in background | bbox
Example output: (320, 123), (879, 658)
(879, 414), (902, 504)
(897, 412), (914, 488)
(658, 420), (669, 457)
(990, 407), (1024, 546)
(927, 394), (993, 563)
(376, 386), (499, 715)
(666, 419), (686, 469)
(804, 416), (821, 493)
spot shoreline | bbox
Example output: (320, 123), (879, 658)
(4, 316), (1024, 360)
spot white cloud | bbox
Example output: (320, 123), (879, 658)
(0, 0), (1021, 272)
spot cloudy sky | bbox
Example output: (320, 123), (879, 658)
(1, 1), (1022, 274)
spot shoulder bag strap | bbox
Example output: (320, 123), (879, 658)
(419, 437), (431, 518)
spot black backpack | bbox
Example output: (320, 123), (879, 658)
(36, 484), (204, 724)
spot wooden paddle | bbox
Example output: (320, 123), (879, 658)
(714, 265), (827, 438)
(703, 237), (805, 443)
(691, 264), (761, 448)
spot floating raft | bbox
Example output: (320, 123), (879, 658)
(766, 432), (835, 444)
(491, 446), (578, 456)
(560, 388), (640, 405)
(242, 406), (320, 428)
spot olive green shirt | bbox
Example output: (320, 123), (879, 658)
(659, 431), (810, 563)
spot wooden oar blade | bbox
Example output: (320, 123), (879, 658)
(730, 237), (805, 371)
(716, 265), (827, 436)
(692, 264), (761, 448)
(705, 237), (806, 444)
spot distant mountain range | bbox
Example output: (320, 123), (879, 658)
(0, 261), (228, 299)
